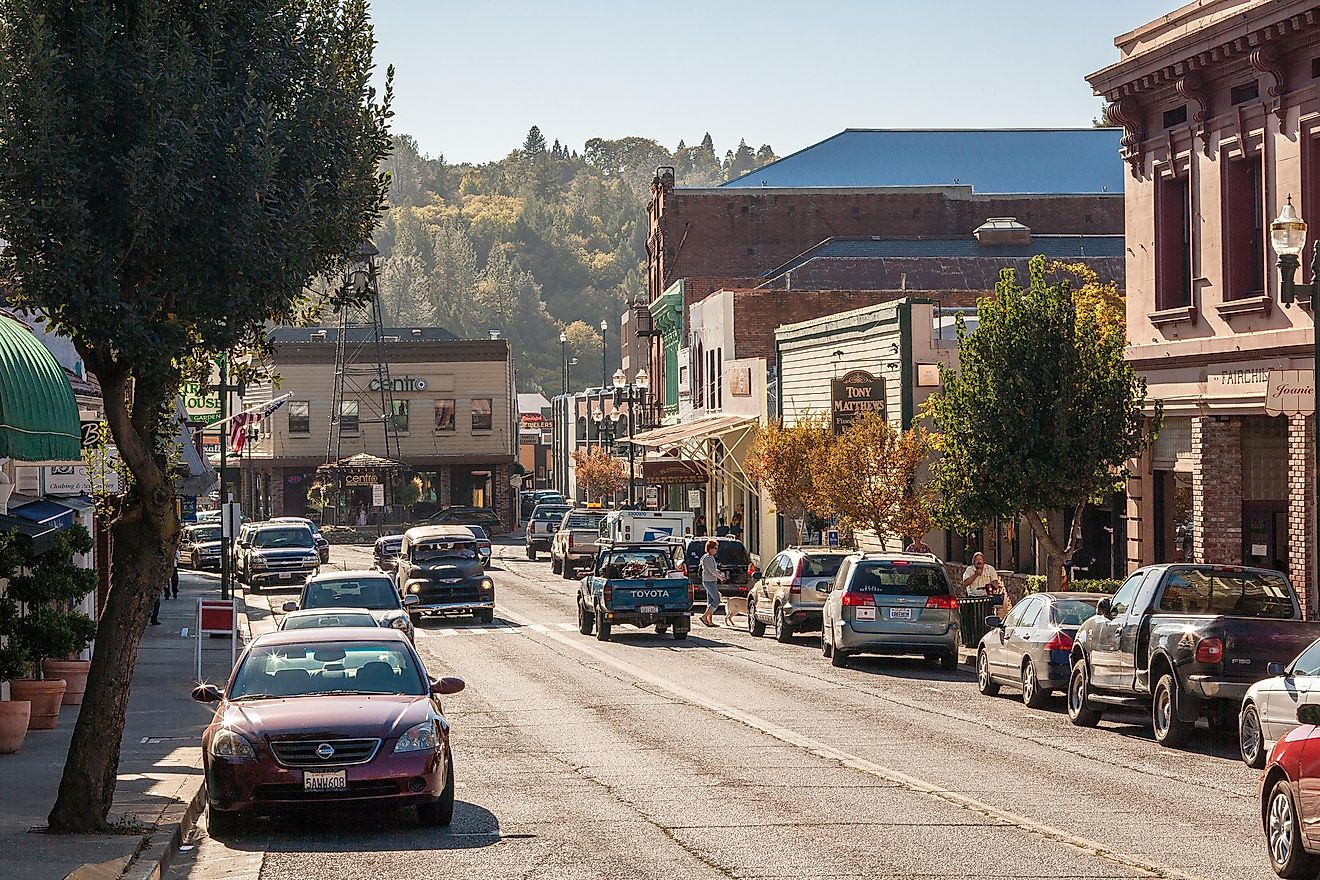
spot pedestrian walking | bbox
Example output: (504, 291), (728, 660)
(729, 509), (743, 538)
(693, 513), (707, 536)
(699, 540), (726, 628)
(715, 517), (730, 537)
(168, 567), (179, 599)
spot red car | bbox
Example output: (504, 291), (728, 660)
(1261, 702), (1320, 877)
(192, 628), (464, 834)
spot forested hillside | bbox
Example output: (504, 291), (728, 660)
(371, 128), (778, 394)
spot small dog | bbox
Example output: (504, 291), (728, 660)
(722, 594), (749, 627)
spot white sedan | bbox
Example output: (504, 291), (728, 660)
(1239, 637), (1320, 768)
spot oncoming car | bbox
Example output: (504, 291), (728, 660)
(277, 608), (380, 632)
(282, 571), (418, 642)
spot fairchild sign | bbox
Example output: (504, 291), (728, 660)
(1265, 369), (1316, 417)
(831, 370), (885, 433)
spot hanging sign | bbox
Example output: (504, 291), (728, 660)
(831, 370), (886, 434)
(371, 483), (385, 507)
(1265, 369), (1316, 417)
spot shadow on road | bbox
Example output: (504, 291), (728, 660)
(211, 800), (508, 851)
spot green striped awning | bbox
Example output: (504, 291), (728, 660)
(0, 315), (81, 462)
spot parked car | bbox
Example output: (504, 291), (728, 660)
(179, 522), (224, 571)
(1067, 564), (1320, 747)
(422, 506), (502, 533)
(395, 526), (494, 623)
(277, 607), (380, 632)
(551, 508), (608, 578)
(231, 521), (256, 571)
(464, 525), (493, 567)
(577, 543), (689, 641)
(192, 628), (464, 833)
(526, 503), (571, 560)
(749, 547), (851, 641)
(235, 522), (320, 593)
(283, 570), (419, 642)
(677, 536), (752, 604)
(373, 533), (404, 574)
(821, 553), (960, 671)
(270, 516), (330, 564)
(1240, 637), (1320, 768)
(1259, 702), (1320, 877)
(976, 592), (1103, 708)
(521, 490), (564, 520)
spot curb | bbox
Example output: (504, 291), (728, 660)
(121, 778), (207, 880)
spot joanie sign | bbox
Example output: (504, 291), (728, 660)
(1265, 369), (1316, 416)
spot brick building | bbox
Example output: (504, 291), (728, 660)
(1087, 0), (1320, 613)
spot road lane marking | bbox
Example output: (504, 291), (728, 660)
(490, 601), (1211, 880)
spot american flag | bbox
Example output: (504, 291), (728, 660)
(229, 394), (290, 453)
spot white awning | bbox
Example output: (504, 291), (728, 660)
(630, 415), (754, 449)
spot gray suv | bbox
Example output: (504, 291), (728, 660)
(749, 547), (851, 642)
(821, 553), (959, 670)
(236, 522), (321, 593)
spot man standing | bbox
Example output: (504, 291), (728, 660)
(905, 536), (932, 554)
(699, 540), (725, 628)
(961, 551), (1003, 600)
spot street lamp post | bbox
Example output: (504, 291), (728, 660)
(599, 319), (608, 391)
(560, 331), (568, 396)
(1270, 196), (1319, 612)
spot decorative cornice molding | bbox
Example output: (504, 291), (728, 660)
(1106, 97), (1146, 176)
(1250, 42), (1288, 123)
(1175, 71), (1211, 152)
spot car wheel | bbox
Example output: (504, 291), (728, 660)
(830, 643), (848, 668)
(474, 608), (494, 625)
(417, 755), (455, 827)
(976, 650), (1000, 695)
(939, 651), (958, 672)
(249, 581), (261, 594)
(527, 547), (536, 561)
(206, 805), (240, 837)
(550, 555), (562, 574)
(1240, 702), (1267, 769)
(1152, 672), (1194, 748)
(577, 600), (594, 635)
(1268, 778), (1318, 878)
(773, 606), (794, 643)
(747, 599), (767, 637)
(822, 628), (833, 658)
(1067, 661), (1102, 727)
(561, 562), (575, 580)
(672, 623), (689, 640)
(1021, 658), (1048, 708)
(594, 607), (611, 642)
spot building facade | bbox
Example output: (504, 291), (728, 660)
(1088, 0), (1320, 613)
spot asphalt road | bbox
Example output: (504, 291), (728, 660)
(170, 540), (1277, 880)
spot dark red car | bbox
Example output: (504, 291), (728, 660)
(1260, 702), (1320, 877)
(193, 628), (464, 834)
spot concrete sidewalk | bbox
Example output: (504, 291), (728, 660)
(0, 570), (238, 880)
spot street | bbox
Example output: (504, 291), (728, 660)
(171, 541), (1272, 880)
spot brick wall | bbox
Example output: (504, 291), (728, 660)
(1289, 417), (1316, 619)
(725, 290), (910, 361)
(1192, 416), (1242, 565)
(760, 255), (1126, 292)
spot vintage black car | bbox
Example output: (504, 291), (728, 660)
(394, 526), (494, 623)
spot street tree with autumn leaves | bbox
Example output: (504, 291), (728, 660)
(572, 446), (626, 502)
(745, 416), (832, 542)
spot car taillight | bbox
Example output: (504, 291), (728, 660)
(841, 592), (874, 607)
(789, 557), (805, 594)
(603, 585), (612, 603)
(1195, 637), (1224, 664)
(925, 595), (958, 610)
(1044, 631), (1073, 652)
(568, 534), (574, 549)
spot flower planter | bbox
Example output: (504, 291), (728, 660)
(0, 700), (30, 753)
(42, 660), (90, 706)
(9, 679), (66, 730)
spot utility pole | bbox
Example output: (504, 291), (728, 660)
(218, 354), (231, 601)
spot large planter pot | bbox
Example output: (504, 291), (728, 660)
(9, 679), (66, 730)
(42, 660), (90, 706)
(0, 700), (30, 753)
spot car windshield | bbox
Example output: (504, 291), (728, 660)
(1050, 598), (1101, 627)
(282, 612), (377, 630)
(533, 507), (570, 521)
(598, 549), (674, 579)
(467, 526), (488, 540)
(413, 541), (477, 562)
(229, 641), (425, 698)
(685, 541), (750, 566)
(303, 578), (400, 610)
(191, 526), (221, 543)
(849, 561), (949, 596)
(564, 513), (604, 529)
(253, 527), (314, 549)
(378, 539), (402, 553)
(801, 555), (844, 578)
(1157, 569), (1295, 618)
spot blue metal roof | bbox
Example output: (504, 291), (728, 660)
(721, 129), (1125, 194)
(767, 235), (1126, 278)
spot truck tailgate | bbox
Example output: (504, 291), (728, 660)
(1219, 617), (1320, 682)
(608, 578), (691, 613)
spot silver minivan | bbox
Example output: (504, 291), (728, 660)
(749, 547), (852, 642)
(821, 553), (960, 670)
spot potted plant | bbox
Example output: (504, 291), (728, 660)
(0, 615), (30, 753)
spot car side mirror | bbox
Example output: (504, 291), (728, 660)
(239, 540), (250, 549)
(431, 676), (465, 695)
(1299, 704), (1320, 726)
(281, 601), (298, 613)
(985, 615), (1003, 629)
(1096, 598), (1112, 618)
(1269, 662), (1287, 677)
(191, 683), (222, 703)
(403, 595), (419, 607)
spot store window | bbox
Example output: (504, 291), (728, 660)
(472, 398), (493, 431)
(1223, 154), (1265, 299)
(434, 399), (456, 431)
(288, 401), (310, 434)
(391, 399), (409, 433)
(1155, 174), (1192, 310)
(339, 401), (358, 433)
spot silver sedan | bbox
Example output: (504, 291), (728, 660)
(1239, 637), (1320, 768)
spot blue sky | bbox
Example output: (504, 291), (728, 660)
(369, 0), (1173, 165)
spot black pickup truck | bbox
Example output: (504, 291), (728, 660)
(1067, 563), (1320, 747)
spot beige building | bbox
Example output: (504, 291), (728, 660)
(241, 328), (517, 529)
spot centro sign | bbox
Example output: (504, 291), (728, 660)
(368, 377), (426, 393)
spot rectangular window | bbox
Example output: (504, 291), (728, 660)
(472, 398), (493, 431)
(1163, 105), (1187, 128)
(1155, 174), (1193, 309)
(434, 399), (455, 432)
(1224, 155), (1265, 299)
(1230, 81), (1259, 105)
(391, 399), (409, 433)
(288, 400), (310, 434)
(339, 401), (358, 433)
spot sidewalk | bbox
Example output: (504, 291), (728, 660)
(0, 570), (239, 880)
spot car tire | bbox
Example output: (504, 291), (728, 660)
(1021, 658), (1048, 709)
(249, 581), (261, 594)
(747, 599), (767, 637)
(577, 600), (594, 635)
(1267, 777), (1317, 878)
(550, 555), (562, 574)
(1240, 702), (1267, 770)
(976, 650), (1000, 696)
(206, 805), (240, 837)
(594, 607), (611, 642)
(417, 756), (456, 828)
(1152, 672), (1194, 748)
(672, 624), (689, 640)
(474, 608), (494, 625)
(561, 562), (575, 580)
(939, 651), (958, 672)
(773, 606), (794, 643)
(527, 547), (536, 561)
(1067, 661), (1103, 728)
(830, 644), (848, 668)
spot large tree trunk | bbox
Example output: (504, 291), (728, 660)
(1025, 502), (1089, 591)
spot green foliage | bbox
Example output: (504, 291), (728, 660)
(1023, 575), (1121, 595)
(0, 637), (27, 684)
(0, 525), (99, 677)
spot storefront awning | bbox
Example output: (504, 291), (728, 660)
(630, 415), (754, 449)
(11, 498), (76, 529)
(0, 315), (81, 462)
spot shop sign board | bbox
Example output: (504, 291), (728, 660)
(1265, 369), (1315, 417)
(642, 459), (707, 486)
(831, 370), (885, 434)
(183, 379), (222, 426)
(368, 377), (427, 392)
(371, 483), (385, 507)
(344, 473), (377, 486)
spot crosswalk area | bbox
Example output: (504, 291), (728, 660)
(420, 621), (579, 636)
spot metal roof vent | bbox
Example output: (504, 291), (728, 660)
(973, 217), (1031, 246)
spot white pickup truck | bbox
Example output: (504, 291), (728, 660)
(551, 508), (609, 579)
(525, 503), (571, 560)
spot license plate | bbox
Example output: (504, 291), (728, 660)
(639, 605), (659, 614)
(889, 607), (913, 620)
(303, 770), (347, 792)
(854, 607), (876, 620)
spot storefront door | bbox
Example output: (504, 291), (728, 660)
(1242, 501), (1288, 574)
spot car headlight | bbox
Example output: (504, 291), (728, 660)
(479, 578), (494, 592)
(389, 616), (410, 630)
(210, 728), (256, 758)
(394, 721), (439, 753)
(407, 582), (422, 594)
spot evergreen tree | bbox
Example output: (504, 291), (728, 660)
(523, 125), (547, 157)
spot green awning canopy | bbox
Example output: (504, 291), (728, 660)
(0, 315), (80, 462)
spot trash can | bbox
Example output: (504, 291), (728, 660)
(958, 596), (997, 648)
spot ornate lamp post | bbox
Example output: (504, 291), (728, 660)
(560, 331), (568, 396)
(599, 319), (608, 391)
